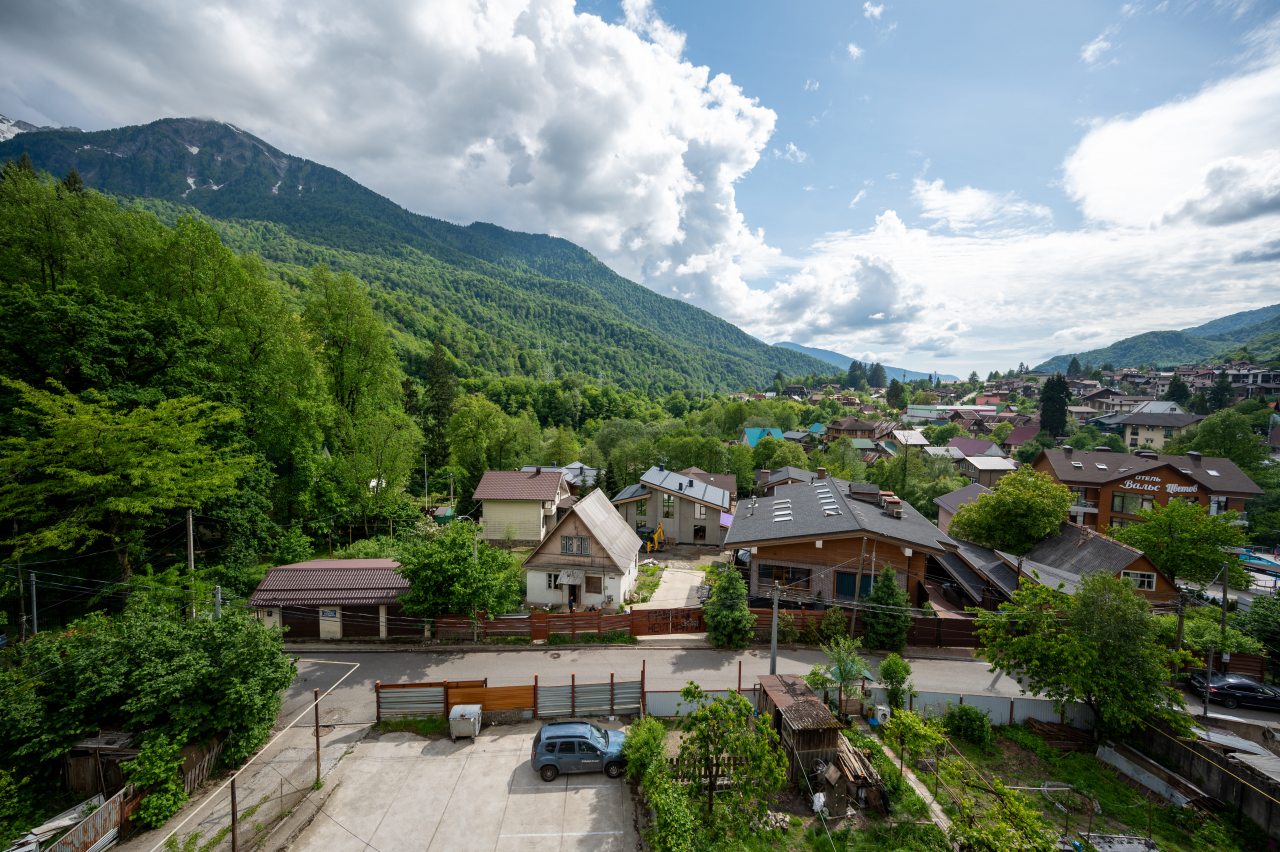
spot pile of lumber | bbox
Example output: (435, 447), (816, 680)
(835, 735), (885, 812)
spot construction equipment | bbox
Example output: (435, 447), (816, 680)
(638, 523), (667, 553)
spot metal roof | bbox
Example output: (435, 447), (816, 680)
(473, 469), (566, 501)
(933, 482), (991, 515)
(249, 562), (408, 607)
(530, 489), (642, 575)
(964, 456), (1018, 471)
(639, 466), (731, 509)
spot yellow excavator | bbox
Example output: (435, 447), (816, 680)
(639, 522), (667, 553)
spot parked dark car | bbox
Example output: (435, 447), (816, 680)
(530, 720), (626, 782)
(1187, 671), (1280, 711)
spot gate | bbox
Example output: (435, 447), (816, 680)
(281, 606), (320, 638)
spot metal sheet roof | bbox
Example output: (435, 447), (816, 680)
(473, 469), (566, 501)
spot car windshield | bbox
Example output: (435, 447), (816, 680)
(589, 723), (607, 746)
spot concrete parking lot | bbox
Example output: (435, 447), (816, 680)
(290, 722), (637, 851)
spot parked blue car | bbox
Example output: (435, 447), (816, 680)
(531, 720), (627, 781)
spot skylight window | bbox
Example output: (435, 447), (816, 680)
(1071, 461), (1083, 469)
(1208, 470), (1220, 476)
(1095, 463), (1108, 470)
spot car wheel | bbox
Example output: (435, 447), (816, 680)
(1222, 697), (1239, 709)
(540, 764), (559, 782)
(605, 762), (623, 779)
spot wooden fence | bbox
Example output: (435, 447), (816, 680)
(749, 607), (980, 648)
(375, 667), (645, 721)
(432, 607), (702, 641)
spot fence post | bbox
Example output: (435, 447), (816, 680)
(443, 680), (449, 714)
(534, 674), (539, 719)
(313, 688), (321, 787)
(737, 660), (742, 693)
(668, 609), (673, 634)
(375, 681), (382, 724)
(959, 694), (964, 705)
(935, 617), (942, 647)
(610, 672), (615, 715)
(571, 673), (576, 717)
(641, 660), (647, 717)
(909, 692), (914, 712)
(230, 777), (239, 852)
(1009, 700), (1015, 725)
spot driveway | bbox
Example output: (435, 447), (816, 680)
(632, 546), (722, 610)
(289, 722), (637, 851)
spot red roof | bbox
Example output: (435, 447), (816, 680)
(1002, 424), (1042, 447)
(473, 470), (565, 501)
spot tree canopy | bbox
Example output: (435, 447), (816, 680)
(1038, 373), (1069, 436)
(975, 574), (1186, 738)
(948, 468), (1072, 555)
(1111, 499), (1246, 586)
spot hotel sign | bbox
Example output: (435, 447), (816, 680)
(1120, 474), (1198, 495)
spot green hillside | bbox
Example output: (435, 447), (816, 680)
(1035, 304), (1280, 372)
(0, 118), (831, 392)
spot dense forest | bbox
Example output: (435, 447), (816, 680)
(0, 118), (835, 394)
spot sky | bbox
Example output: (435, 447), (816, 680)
(1, 0), (1278, 375)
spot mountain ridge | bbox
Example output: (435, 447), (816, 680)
(0, 117), (836, 392)
(773, 341), (958, 382)
(1033, 304), (1280, 372)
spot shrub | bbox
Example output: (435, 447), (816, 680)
(705, 564), (756, 649)
(862, 567), (912, 651)
(775, 610), (799, 644)
(878, 653), (913, 711)
(643, 766), (701, 852)
(819, 607), (849, 643)
(123, 733), (189, 829)
(622, 716), (668, 782)
(942, 704), (992, 749)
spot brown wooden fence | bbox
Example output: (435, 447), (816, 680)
(1189, 651), (1267, 680)
(432, 607), (705, 641)
(375, 667), (645, 721)
(749, 607), (980, 648)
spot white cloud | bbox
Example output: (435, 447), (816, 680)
(0, 0), (780, 321)
(847, 42), (864, 60)
(911, 178), (1052, 233)
(848, 188), (867, 208)
(803, 79), (820, 92)
(863, 2), (885, 21)
(1063, 42), (1280, 227)
(774, 142), (808, 163)
(1080, 29), (1115, 66)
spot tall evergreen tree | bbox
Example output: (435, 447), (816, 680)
(868, 362), (888, 388)
(1163, 374), (1191, 406)
(1208, 371), (1235, 412)
(1066, 356), (1083, 377)
(846, 360), (869, 391)
(863, 567), (913, 652)
(885, 378), (906, 409)
(1039, 373), (1070, 436)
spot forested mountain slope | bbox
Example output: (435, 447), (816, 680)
(0, 117), (830, 392)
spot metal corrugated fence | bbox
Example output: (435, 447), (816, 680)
(859, 687), (1094, 729)
(379, 685), (445, 718)
(535, 681), (642, 717)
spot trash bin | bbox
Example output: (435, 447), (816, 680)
(449, 704), (482, 742)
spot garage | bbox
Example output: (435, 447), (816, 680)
(249, 558), (411, 641)
(341, 606), (382, 638)
(281, 606), (321, 639)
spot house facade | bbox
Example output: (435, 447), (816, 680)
(1118, 407), (1204, 450)
(613, 465), (732, 546)
(725, 474), (953, 608)
(473, 469), (573, 546)
(524, 489), (642, 610)
(1032, 448), (1261, 530)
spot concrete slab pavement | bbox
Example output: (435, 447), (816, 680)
(287, 723), (636, 852)
(631, 565), (706, 609)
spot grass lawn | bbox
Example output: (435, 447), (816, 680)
(630, 561), (664, 604)
(939, 725), (1267, 851)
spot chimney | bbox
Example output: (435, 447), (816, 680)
(658, 464), (665, 472)
(885, 496), (903, 519)
(689, 478), (695, 487)
(1063, 446), (1073, 457)
(816, 467), (828, 480)
(1188, 451), (1202, 466)
(535, 466), (542, 474)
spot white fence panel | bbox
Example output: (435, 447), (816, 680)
(645, 689), (756, 717)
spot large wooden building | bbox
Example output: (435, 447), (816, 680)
(1032, 448), (1261, 531)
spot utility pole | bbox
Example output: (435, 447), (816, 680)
(1202, 562), (1230, 718)
(423, 453), (430, 513)
(313, 687), (322, 786)
(186, 509), (196, 619)
(215, 585), (222, 620)
(29, 571), (37, 634)
(769, 581), (780, 675)
(1173, 590), (1186, 674)
(17, 560), (27, 641)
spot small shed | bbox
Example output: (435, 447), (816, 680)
(757, 675), (843, 783)
(63, 731), (139, 796)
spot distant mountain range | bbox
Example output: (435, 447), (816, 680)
(0, 115), (834, 393)
(774, 342), (959, 382)
(1033, 304), (1280, 372)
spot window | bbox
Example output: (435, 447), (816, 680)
(1121, 571), (1157, 591)
(761, 565), (810, 590)
(663, 495), (674, 519)
(1164, 428), (1174, 440)
(556, 741), (576, 754)
(1209, 495), (1229, 516)
(585, 575), (603, 595)
(758, 564), (774, 585)
(576, 536), (591, 556)
(1129, 437), (1139, 447)
(560, 536), (574, 554)
(546, 572), (560, 589)
(635, 499), (647, 518)
(543, 742), (558, 754)
(693, 525), (706, 542)
(694, 503), (707, 519)
(561, 536), (590, 555)
(836, 572), (859, 600)
(1111, 492), (1154, 515)
(578, 741), (600, 755)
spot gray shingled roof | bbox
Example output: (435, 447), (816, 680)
(1038, 449), (1262, 496)
(933, 483), (991, 515)
(1117, 412), (1205, 428)
(1021, 522), (1147, 589)
(613, 466), (731, 510)
(725, 478), (952, 553)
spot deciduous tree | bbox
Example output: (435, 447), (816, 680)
(395, 521), (523, 620)
(948, 468), (1072, 555)
(1111, 499), (1246, 586)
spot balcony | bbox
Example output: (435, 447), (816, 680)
(1069, 499), (1098, 513)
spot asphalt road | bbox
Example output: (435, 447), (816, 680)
(287, 647), (1024, 727)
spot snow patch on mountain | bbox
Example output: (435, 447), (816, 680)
(0, 113), (75, 142)
(186, 144), (199, 155)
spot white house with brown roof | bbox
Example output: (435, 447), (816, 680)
(473, 468), (573, 546)
(249, 558), (423, 640)
(524, 490), (643, 610)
